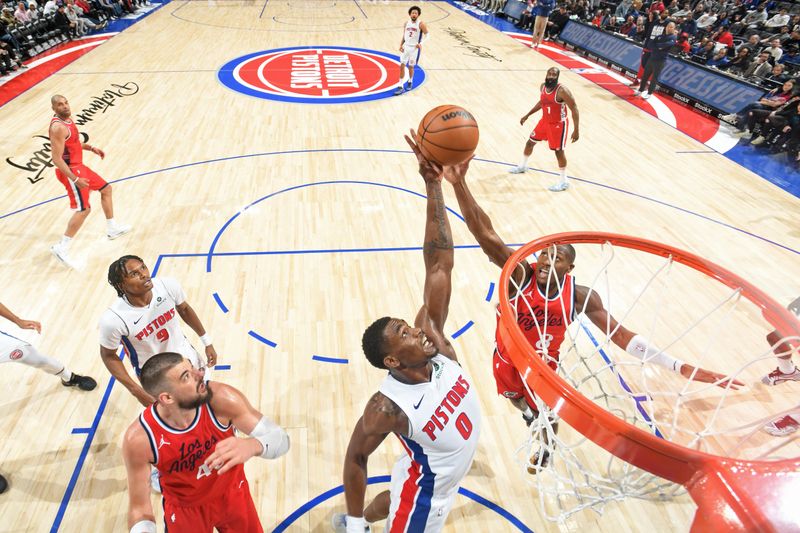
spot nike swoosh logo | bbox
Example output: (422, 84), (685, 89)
(413, 396), (424, 409)
(133, 316), (143, 324)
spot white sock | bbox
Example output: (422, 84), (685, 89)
(519, 155), (530, 169)
(778, 358), (796, 374)
(59, 235), (72, 248)
(558, 167), (567, 185)
(106, 218), (116, 230)
(522, 406), (534, 419)
(58, 366), (73, 382)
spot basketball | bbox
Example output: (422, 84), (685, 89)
(417, 105), (479, 166)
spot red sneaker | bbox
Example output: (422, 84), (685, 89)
(763, 415), (800, 436)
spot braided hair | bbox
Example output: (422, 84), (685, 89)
(107, 254), (144, 297)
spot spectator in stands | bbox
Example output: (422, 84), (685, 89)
(692, 38), (717, 63)
(707, 46), (731, 67)
(723, 79), (797, 131)
(626, 0), (643, 21)
(14, 2), (30, 23)
(98, 0), (123, 18)
(696, 10), (718, 33)
(750, 99), (800, 148)
(634, 20), (677, 98)
(713, 25), (734, 49)
(43, 0), (58, 15)
(723, 46), (752, 74)
(790, 13), (800, 33)
(763, 38), (783, 62)
(783, 29), (800, 50)
(25, 3), (37, 20)
(592, 9), (612, 28)
(667, 0), (681, 14)
(635, 15), (647, 40)
(0, 33), (25, 74)
(763, 62), (790, 84)
(679, 13), (698, 35)
(546, 5), (570, 38)
(673, 2), (692, 17)
(744, 50), (775, 78)
(650, 0), (666, 14)
(738, 33), (762, 55)
(616, 0), (633, 18)
(67, 0), (104, 31)
(75, 0), (105, 23)
(620, 15), (637, 37)
(53, 5), (76, 38)
(0, 7), (17, 28)
(675, 31), (692, 54)
(781, 45), (800, 68)
(762, 26), (792, 45)
(0, 17), (22, 53)
(764, 7), (790, 31)
(713, 10), (731, 31)
(732, 4), (767, 34)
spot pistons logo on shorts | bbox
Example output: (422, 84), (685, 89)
(217, 46), (425, 104)
(10, 349), (23, 360)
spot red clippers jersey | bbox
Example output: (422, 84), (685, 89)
(50, 116), (82, 166)
(139, 401), (245, 506)
(495, 266), (576, 366)
(540, 84), (566, 124)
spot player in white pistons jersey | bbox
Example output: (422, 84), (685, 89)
(99, 255), (219, 407)
(332, 131), (481, 533)
(394, 5), (428, 96)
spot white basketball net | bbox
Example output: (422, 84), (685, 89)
(501, 241), (800, 523)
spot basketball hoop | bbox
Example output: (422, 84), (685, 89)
(497, 232), (800, 532)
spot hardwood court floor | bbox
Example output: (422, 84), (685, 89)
(0, 1), (798, 531)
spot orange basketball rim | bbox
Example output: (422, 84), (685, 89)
(496, 231), (800, 532)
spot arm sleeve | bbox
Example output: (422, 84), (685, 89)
(160, 277), (187, 306)
(99, 311), (125, 350)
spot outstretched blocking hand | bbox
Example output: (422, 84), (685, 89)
(404, 129), (444, 183)
(680, 364), (745, 390)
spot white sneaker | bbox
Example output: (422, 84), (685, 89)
(763, 414), (800, 436)
(720, 113), (737, 123)
(548, 182), (569, 192)
(150, 468), (161, 493)
(750, 136), (766, 146)
(633, 89), (641, 96)
(641, 92), (651, 100)
(50, 244), (75, 268)
(107, 223), (132, 240)
(761, 366), (800, 386)
(509, 165), (526, 174)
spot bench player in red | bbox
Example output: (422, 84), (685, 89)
(444, 157), (744, 469)
(49, 94), (131, 268)
(509, 67), (580, 192)
(122, 352), (290, 532)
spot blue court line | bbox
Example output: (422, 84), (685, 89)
(51, 254), (165, 532)
(70, 428), (90, 435)
(212, 292), (229, 313)
(2, 148), (797, 256)
(205, 179), (468, 274)
(248, 330), (277, 348)
(272, 474), (534, 532)
(258, 0), (268, 18)
(312, 355), (349, 364)
(353, 0), (367, 18)
(485, 282), (495, 302)
(214, 364), (232, 370)
(451, 320), (475, 339)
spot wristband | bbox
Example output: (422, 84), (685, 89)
(625, 334), (684, 373)
(200, 333), (213, 346)
(130, 520), (156, 533)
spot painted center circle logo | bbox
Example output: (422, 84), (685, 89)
(218, 46), (425, 104)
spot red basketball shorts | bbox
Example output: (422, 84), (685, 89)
(493, 348), (558, 409)
(55, 164), (108, 211)
(162, 478), (263, 533)
(530, 118), (569, 151)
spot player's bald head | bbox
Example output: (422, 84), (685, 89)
(51, 94), (66, 106)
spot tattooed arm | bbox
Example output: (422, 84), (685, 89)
(342, 392), (409, 518)
(404, 130), (458, 362)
